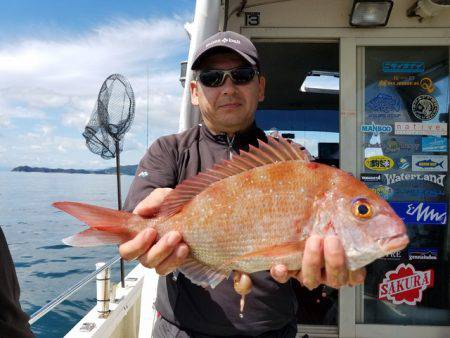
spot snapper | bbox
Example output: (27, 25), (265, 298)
(54, 136), (409, 312)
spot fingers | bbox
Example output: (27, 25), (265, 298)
(301, 235), (324, 290)
(154, 243), (190, 275)
(119, 227), (157, 261)
(138, 231), (184, 269)
(349, 267), (366, 286)
(270, 265), (302, 284)
(133, 188), (173, 217)
(323, 236), (348, 289)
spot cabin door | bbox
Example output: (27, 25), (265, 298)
(254, 40), (340, 337)
(339, 37), (450, 338)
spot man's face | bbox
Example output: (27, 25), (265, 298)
(190, 52), (265, 135)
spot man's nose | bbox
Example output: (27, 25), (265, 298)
(220, 75), (238, 94)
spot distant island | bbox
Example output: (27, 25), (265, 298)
(12, 165), (138, 176)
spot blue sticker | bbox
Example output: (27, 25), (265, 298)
(366, 93), (401, 113)
(422, 136), (448, 152)
(397, 157), (410, 170)
(361, 122), (392, 134)
(390, 202), (447, 225)
(382, 61), (424, 73)
(408, 248), (438, 261)
(392, 187), (446, 200)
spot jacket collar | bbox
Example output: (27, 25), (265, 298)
(200, 121), (267, 151)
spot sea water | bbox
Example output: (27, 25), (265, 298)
(0, 171), (138, 337)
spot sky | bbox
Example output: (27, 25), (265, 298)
(0, 0), (195, 170)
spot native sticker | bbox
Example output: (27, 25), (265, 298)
(411, 155), (447, 172)
(365, 155), (394, 171)
(378, 263), (434, 305)
(411, 95), (439, 121)
(395, 122), (447, 136)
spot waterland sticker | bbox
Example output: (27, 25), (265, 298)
(422, 136), (448, 152)
(382, 62), (424, 74)
(390, 201), (447, 225)
(365, 155), (394, 171)
(411, 155), (447, 172)
(361, 122), (392, 134)
(395, 122), (447, 136)
(384, 173), (446, 187)
(411, 95), (439, 121)
(408, 248), (438, 261)
(378, 263), (434, 305)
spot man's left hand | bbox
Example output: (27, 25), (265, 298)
(270, 235), (366, 289)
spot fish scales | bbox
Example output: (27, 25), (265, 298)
(155, 161), (332, 271)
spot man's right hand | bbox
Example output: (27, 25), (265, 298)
(119, 188), (190, 275)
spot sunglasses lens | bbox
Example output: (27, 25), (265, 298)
(199, 70), (224, 87)
(230, 68), (256, 84)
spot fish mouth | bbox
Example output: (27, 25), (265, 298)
(378, 233), (409, 254)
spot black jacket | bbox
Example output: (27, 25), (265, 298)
(0, 227), (34, 338)
(124, 123), (298, 336)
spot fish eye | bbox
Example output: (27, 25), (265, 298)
(352, 198), (373, 219)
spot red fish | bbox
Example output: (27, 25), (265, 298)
(54, 136), (409, 291)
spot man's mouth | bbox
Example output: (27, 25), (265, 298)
(219, 103), (241, 109)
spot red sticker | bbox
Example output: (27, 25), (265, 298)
(378, 263), (434, 305)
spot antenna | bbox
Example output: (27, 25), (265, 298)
(146, 65), (149, 149)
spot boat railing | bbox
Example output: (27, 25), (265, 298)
(28, 255), (122, 325)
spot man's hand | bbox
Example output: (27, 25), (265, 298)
(119, 188), (190, 275)
(270, 235), (366, 289)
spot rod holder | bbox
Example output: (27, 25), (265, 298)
(95, 262), (111, 317)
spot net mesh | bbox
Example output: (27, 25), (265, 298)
(83, 74), (135, 159)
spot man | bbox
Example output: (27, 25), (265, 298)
(0, 227), (35, 338)
(119, 31), (365, 337)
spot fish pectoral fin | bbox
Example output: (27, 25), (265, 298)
(62, 229), (129, 247)
(223, 241), (306, 270)
(178, 258), (230, 289)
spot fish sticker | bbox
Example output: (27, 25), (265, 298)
(54, 137), (409, 312)
(411, 155), (447, 172)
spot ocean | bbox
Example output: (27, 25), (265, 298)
(0, 171), (138, 337)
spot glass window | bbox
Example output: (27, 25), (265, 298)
(359, 46), (450, 325)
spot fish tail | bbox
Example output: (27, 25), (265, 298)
(53, 201), (148, 247)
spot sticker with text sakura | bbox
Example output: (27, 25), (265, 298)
(378, 263), (434, 305)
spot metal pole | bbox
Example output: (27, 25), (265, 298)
(29, 256), (121, 325)
(115, 140), (125, 288)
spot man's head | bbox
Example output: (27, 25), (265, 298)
(190, 31), (265, 135)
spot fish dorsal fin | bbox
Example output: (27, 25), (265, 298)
(159, 136), (310, 217)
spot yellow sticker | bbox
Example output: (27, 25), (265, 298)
(364, 155), (394, 171)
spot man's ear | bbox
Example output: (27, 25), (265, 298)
(258, 76), (266, 102)
(190, 81), (199, 106)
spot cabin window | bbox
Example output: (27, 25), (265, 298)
(358, 46), (450, 326)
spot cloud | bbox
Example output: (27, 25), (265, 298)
(0, 15), (190, 169)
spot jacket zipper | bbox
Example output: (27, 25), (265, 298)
(226, 135), (236, 159)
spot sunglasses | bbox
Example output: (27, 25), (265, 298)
(197, 67), (258, 87)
